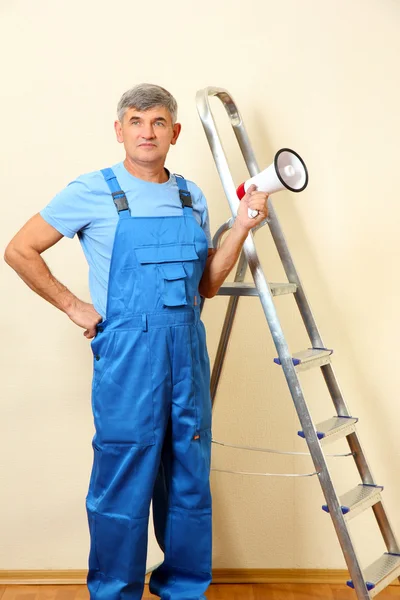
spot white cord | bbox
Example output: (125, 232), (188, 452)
(211, 468), (318, 478)
(212, 438), (353, 458)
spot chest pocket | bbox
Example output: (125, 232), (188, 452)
(135, 243), (199, 307)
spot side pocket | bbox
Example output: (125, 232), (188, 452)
(91, 331), (117, 393)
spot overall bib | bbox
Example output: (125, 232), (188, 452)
(86, 169), (212, 600)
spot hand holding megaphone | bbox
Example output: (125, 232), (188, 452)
(236, 148), (309, 218)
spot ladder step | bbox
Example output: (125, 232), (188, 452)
(298, 416), (358, 445)
(274, 348), (333, 371)
(347, 553), (400, 597)
(322, 484), (384, 521)
(217, 282), (297, 297)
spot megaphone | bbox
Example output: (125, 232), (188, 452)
(236, 148), (309, 218)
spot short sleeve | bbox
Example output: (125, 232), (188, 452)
(199, 195), (213, 249)
(186, 181), (213, 249)
(40, 175), (99, 239)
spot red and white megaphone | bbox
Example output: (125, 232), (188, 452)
(236, 148), (309, 218)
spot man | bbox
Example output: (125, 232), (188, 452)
(4, 83), (268, 600)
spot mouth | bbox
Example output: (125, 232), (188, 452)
(138, 143), (157, 148)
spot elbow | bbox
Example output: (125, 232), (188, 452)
(205, 290), (218, 299)
(199, 285), (219, 300)
(4, 242), (22, 270)
(4, 243), (15, 266)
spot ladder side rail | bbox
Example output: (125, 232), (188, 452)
(197, 87), (370, 599)
(209, 295), (238, 404)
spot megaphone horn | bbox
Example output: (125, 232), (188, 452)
(236, 148), (309, 218)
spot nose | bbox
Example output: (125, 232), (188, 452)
(141, 123), (155, 140)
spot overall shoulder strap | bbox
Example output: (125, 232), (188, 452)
(174, 174), (193, 214)
(101, 168), (130, 214)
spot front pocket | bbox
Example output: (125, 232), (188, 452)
(135, 243), (198, 308)
(159, 263), (187, 307)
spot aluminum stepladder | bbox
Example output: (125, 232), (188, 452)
(196, 86), (400, 600)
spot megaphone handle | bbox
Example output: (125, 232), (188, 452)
(248, 208), (259, 219)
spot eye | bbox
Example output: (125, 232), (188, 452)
(155, 121), (165, 127)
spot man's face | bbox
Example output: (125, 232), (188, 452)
(114, 106), (181, 166)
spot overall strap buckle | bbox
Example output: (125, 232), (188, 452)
(179, 189), (193, 208)
(175, 174), (193, 209)
(112, 190), (129, 212)
(101, 168), (130, 214)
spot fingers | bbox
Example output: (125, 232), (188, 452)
(244, 186), (268, 209)
(238, 187), (269, 225)
(83, 328), (96, 340)
(247, 192), (269, 219)
(87, 316), (103, 339)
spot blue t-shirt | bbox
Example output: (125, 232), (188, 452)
(40, 162), (212, 319)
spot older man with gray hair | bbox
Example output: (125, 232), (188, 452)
(4, 83), (268, 600)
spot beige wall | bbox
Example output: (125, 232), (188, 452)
(1, 0), (399, 573)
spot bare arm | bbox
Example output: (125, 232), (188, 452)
(4, 214), (102, 339)
(199, 185), (268, 299)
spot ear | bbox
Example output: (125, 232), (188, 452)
(114, 120), (124, 144)
(171, 122), (182, 146)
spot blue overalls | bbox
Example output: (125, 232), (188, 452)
(85, 169), (212, 600)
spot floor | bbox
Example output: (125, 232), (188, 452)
(1, 584), (400, 599)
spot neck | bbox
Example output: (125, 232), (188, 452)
(123, 157), (169, 183)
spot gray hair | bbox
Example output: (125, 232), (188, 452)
(117, 83), (178, 124)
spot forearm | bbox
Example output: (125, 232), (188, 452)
(199, 221), (249, 298)
(4, 245), (78, 315)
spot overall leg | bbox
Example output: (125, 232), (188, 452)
(150, 321), (212, 600)
(86, 443), (162, 600)
(86, 327), (172, 600)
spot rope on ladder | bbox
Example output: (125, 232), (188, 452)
(212, 438), (353, 458)
(211, 467), (318, 478)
